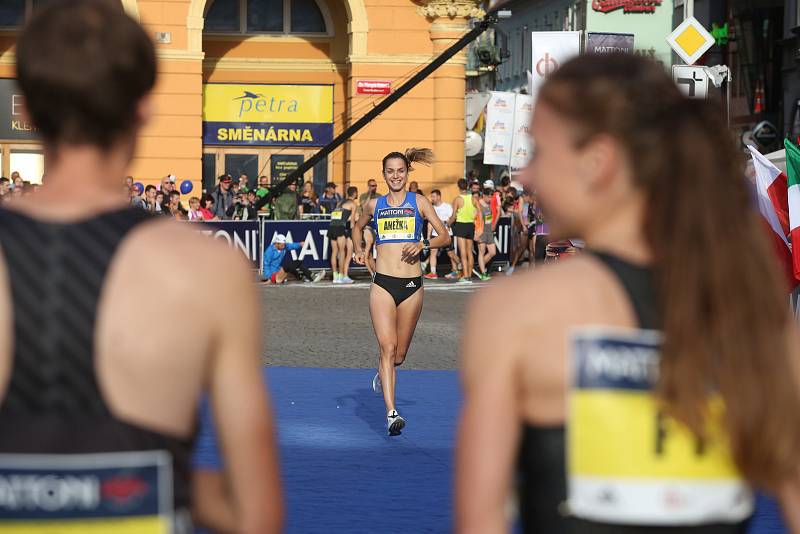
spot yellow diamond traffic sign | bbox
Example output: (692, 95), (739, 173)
(666, 17), (715, 65)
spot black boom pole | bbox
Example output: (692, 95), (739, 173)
(256, 9), (504, 209)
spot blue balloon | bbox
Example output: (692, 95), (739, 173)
(180, 180), (193, 195)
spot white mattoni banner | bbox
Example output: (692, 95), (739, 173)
(483, 91), (516, 166)
(510, 94), (534, 169)
(531, 31), (581, 96)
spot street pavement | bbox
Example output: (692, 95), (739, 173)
(259, 274), (489, 370)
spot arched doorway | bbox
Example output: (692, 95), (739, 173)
(197, 0), (355, 195)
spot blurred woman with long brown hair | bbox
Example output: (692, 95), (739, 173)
(456, 54), (800, 533)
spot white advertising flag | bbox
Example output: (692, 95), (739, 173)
(483, 91), (516, 166)
(510, 94), (534, 169)
(531, 31), (581, 97)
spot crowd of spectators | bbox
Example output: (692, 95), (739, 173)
(0, 166), (555, 279)
(0, 172), (41, 203)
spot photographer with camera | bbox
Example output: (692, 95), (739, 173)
(226, 189), (257, 221)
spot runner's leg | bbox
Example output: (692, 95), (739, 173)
(330, 239), (340, 279)
(344, 236), (353, 279)
(478, 243), (487, 274)
(369, 284), (399, 413)
(394, 288), (424, 367)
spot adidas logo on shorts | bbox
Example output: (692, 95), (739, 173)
(406, 281), (416, 288)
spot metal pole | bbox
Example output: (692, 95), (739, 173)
(255, 10), (503, 210)
(686, 0), (693, 19)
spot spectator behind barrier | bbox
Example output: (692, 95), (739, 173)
(211, 174), (234, 220)
(0, 177), (8, 202)
(273, 181), (299, 220)
(199, 193), (216, 220)
(226, 190), (257, 220)
(318, 182), (341, 214)
(300, 181), (320, 216)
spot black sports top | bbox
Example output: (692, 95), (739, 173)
(517, 251), (749, 534)
(329, 203), (352, 230)
(0, 207), (194, 533)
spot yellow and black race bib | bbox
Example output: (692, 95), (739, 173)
(376, 207), (416, 242)
(568, 328), (752, 525)
(0, 451), (179, 533)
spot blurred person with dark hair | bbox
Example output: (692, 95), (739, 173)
(457, 53), (800, 534)
(0, 3), (283, 533)
(425, 189), (459, 280)
(211, 174), (234, 220)
(11, 173), (22, 191)
(329, 186), (358, 284)
(358, 178), (381, 276)
(319, 182), (341, 214)
(199, 193), (216, 221)
(0, 178), (8, 202)
(448, 178), (479, 283)
(144, 184), (158, 212)
(475, 188), (496, 281)
(166, 190), (188, 220)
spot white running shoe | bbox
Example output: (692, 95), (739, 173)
(372, 371), (382, 394)
(341, 276), (354, 284)
(387, 410), (405, 436)
(312, 271), (326, 283)
(506, 266), (515, 276)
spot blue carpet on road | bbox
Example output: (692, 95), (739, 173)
(194, 366), (461, 534)
(192, 366), (788, 533)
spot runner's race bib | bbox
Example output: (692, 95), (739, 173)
(377, 207), (416, 242)
(568, 328), (752, 525)
(330, 209), (343, 220)
(0, 451), (179, 533)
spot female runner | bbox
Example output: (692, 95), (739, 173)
(352, 149), (450, 435)
(456, 54), (800, 533)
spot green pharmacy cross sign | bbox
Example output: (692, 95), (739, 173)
(711, 23), (728, 46)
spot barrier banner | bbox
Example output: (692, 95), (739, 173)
(260, 219), (336, 270)
(197, 220), (260, 265)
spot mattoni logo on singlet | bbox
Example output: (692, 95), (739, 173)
(377, 206), (416, 241)
(0, 475), (100, 511)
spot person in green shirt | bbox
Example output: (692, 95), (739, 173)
(255, 175), (270, 198)
(273, 181), (299, 220)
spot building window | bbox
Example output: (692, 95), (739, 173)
(0, 0), (100, 28)
(205, 0), (329, 35)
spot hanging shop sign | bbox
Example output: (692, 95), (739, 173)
(0, 79), (37, 141)
(202, 84), (334, 147)
(592, 0), (662, 14)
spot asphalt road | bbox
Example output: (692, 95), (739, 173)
(259, 275), (488, 370)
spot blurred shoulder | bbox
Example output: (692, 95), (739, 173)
(123, 218), (252, 288)
(468, 254), (609, 322)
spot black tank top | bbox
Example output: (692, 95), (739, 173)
(329, 204), (352, 229)
(517, 251), (748, 534)
(0, 207), (194, 532)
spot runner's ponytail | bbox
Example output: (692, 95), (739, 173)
(539, 54), (800, 491)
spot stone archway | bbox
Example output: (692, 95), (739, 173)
(120, 0), (139, 19)
(186, 0), (368, 57)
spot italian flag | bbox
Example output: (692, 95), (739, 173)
(785, 138), (800, 280)
(748, 145), (797, 289)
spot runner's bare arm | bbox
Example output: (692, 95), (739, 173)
(418, 195), (450, 250)
(352, 198), (375, 264)
(448, 196), (463, 226)
(456, 286), (521, 534)
(208, 251), (283, 534)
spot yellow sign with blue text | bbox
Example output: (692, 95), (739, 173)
(202, 84), (334, 147)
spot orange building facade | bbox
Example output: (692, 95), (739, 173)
(0, 0), (481, 198)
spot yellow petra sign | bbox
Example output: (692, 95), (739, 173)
(202, 84), (334, 146)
